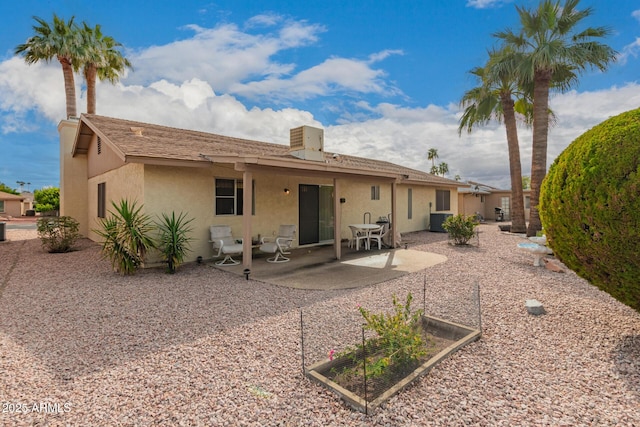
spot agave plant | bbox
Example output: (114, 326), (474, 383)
(155, 211), (195, 274)
(94, 199), (156, 274)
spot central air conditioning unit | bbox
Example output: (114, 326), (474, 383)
(289, 126), (324, 161)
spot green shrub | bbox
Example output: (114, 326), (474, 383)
(34, 187), (60, 212)
(94, 199), (156, 275)
(155, 211), (195, 274)
(540, 108), (640, 311)
(36, 216), (80, 253)
(443, 214), (478, 245)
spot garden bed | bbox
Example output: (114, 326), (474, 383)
(306, 315), (481, 413)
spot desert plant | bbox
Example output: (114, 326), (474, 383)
(36, 216), (79, 253)
(155, 211), (195, 274)
(540, 108), (640, 311)
(443, 214), (478, 245)
(94, 199), (156, 275)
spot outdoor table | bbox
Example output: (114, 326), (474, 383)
(349, 223), (382, 250)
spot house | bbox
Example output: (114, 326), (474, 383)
(457, 181), (531, 222)
(0, 191), (27, 218)
(59, 114), (461, 268)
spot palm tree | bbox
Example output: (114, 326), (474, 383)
(459, 47), (528, 233)
(15, 14), (82, 119)
(427, 148), (439, 168)
(495, 0), (617, 236)
(438, 162), (449, 177)
(79, 23), (132, 114)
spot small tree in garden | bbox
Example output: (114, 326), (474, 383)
(155, 211), (195, 274)
(37, 216), (80, 253)
(34, 187), (60, 213)
(94, 199), (156, 275)
(443, 214), (479, 245)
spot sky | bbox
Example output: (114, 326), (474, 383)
(0, 0), (639, 192)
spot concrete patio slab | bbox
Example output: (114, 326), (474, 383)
(212, 244), (447, 290)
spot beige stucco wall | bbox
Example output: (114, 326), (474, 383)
(59, 120), (89, 236)
(87, 134), (125, 177)
(1, 199), (23, 217)
(87, 163), (145, 241)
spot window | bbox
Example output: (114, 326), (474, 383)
(215, 178), (254, 216)
(0, 200), (4, 213)
(97, 182), (106, 218)
(435, 189), (450, 211)
(524, 196), (530, 209)
(371, 185), (380, 200)
(501, 197), (510, 219)
(407, 188), (413, 219)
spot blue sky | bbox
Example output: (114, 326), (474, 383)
(1, 0), (639, 192)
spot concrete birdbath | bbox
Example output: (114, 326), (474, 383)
(517, 241), (553, 266)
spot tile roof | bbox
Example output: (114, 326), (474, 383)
(78, 114), (459, 187)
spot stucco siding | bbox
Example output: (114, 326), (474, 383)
(87, 134), (125, 177)
(87, 163), (145, 242)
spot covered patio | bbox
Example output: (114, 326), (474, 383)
(211, 242), (447, 290)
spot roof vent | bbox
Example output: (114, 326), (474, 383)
(289, 126), (324, 161)
(130, 127), (145, 136)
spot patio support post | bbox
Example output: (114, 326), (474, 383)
(242, 169), (253, 269)
(333, 178), (341, 260)
(391, 181), (397, 248)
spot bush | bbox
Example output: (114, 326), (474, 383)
(442, 214), (478, 245)
(155, 211), (195, 274)
(36, 216), (80, 253)
(94, 200), (156, 275)
(540, 108), (640, 311)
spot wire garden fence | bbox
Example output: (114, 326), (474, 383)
(300, 273), (482, 414)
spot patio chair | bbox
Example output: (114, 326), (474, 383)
(348, 225), (370, 251)
(259, 224), (296, 263)
(368, 224), (389, 250)
(209, 225), (243, 266)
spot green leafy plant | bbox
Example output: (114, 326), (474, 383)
(36, 216), (80, 253)
(155, 211), (195, 274)
(33, 187), (60, 213)
(358, 293), (427, 379)
(540, 108), (640, 311)
(332, 293), (428, 382)
(442, 214), (478, 245)
(94, 199), (156, 275)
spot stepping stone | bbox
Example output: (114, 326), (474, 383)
(525, 299), (546, 315)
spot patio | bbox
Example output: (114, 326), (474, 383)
(212, 242), (448, 290)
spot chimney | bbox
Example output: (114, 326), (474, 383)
(289, 126), (324, 161)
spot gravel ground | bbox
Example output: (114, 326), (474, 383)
(1, 225), (639, 426)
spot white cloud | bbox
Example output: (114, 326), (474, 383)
(125, 18), (325, 93)
(466, 0), (511, 9)
(230, 54), (402, 101)
(632, 10), (640, 22)
(617, 37), (640, 65)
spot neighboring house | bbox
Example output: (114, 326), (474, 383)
(59, 114), (460, 268)
(457, 181), (531, 222)
(0, 191), (26, 218)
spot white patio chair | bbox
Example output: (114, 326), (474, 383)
(209, 225), (243, 266)
(368, 224), (389, 250)
(348, 225), (370, 251)
(260, 225), (296, 263)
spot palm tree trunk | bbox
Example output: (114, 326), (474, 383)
(527, 71), (552, 237)
(58, 56), (77, 119)
(500, 94), (526, 233)
(85, 64), (97, 114)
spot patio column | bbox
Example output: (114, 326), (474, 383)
(334, 177), (341, 260)
(391, 181), (397, 248)
(242, 169), (253, 269)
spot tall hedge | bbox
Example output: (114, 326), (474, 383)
(540, 108), (640, 311)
